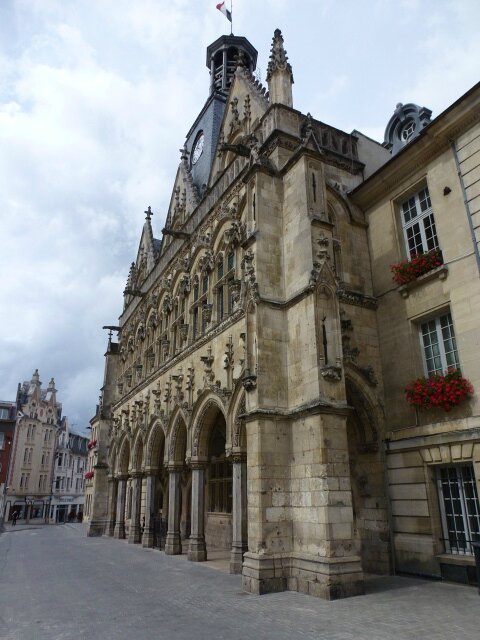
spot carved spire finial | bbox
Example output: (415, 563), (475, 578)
(144, 206), (153, 221)
(266, 29), (294, 84)
(266, 29), (293, 107)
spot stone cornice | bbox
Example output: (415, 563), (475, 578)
(244, 397), (352, 422)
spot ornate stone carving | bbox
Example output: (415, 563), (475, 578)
(152, 382), (162, 416)
(179, 323), (189, 342)
(200, 347), (215, 387)
(172, 369), (184, 405)
(266, 29), (294, 83)
(229, 280), (242, 311)
(224, 220), (246, 247)
(186, 366), (195, 407)
(202, 302), (213, 325)
(163, 274), (172, 291)
(179, 274), (191, 296)
(199, 251), (214, 274)
(242, 370), (257, 392)
(320, 365), (342, 382)
(229, 97), (241, 135)
(218, 200), (238, 222)
(161, 338), (170, 358)
(147, 311), (158, 330)
(337, 288), (378, 310)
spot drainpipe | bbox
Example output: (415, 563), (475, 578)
(450, 140), (480, 274)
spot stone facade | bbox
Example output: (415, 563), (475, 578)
(5, 371), (62, 522)
(351, 83), (480, 585)
(87, 29), (480, 597)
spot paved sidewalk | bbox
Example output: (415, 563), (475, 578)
(0, 523), (478, 640)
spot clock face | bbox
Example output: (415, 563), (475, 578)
(192, 132), (205, 165)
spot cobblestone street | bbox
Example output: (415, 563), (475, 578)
(0, 523), (478, 640)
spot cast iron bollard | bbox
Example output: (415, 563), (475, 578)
(472, 542), (480, 594)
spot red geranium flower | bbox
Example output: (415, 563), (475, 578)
(391, 249), (444, 286)
(405, 369), (473, 411)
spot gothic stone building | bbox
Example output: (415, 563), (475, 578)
(85, 30), (480, 598)
(6, 371), (62, 522)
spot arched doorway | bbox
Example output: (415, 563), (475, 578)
(165, 416), (189, 555)
(346, 378), (390, 574)
(202, 405), (232, 554)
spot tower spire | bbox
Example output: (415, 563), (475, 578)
(266, 29), (294, 107)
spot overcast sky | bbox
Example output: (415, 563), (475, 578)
(1, 0), (479, 432)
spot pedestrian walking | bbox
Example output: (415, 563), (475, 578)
(11, 510), (18, 526)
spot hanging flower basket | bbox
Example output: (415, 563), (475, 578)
(391, 249), (443, 286)
(87, 439), (97, 450)
(405, 368), (474, 412)
(84, 471), (95, 480)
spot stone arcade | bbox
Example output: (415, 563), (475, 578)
(84, 29), (480, 597)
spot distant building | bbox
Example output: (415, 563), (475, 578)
(51, 419), (88, 522)
(0, 400), (16, 528)
(6, 370), (62, 521)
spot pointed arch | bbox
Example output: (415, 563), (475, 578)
(230, 385), (247, 450)
(344, 368), (383, 452)
(108, 440), (118, 473)
(144, 417), (167, 469)
(190, 392), (227, 458)
(116, 434), (131, 476)
(130, 430), (145, 472)
(167, 407), (189, 465)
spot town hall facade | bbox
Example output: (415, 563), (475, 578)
(84, 30), (480, 598)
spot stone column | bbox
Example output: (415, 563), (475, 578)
(142, 472), (157, 548)
(188, 462), (207, 562)
(105, 476), (117, 537)
(128, 473), (142, 544)
(113, 476), (127, 539)
(230, 452), (248, 574)
(165, 466), (182, 555)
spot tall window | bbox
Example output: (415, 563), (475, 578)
(217, 286), (224, 322)
(420, 312), (459, 376)
(401, 186), (439, 258)
(437, 464), (480, 555)
(209, 460), (232, 513)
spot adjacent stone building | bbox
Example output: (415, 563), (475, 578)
(86, 29), (480, 598)
(351, 87), (480, 584)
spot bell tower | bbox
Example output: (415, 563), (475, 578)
(184, 35), (258, 191)
(206, 35), (258, 95)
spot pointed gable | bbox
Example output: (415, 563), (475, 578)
(210, 62), (270, 181)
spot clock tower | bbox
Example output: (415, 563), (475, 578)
(185, 35), (258, 192)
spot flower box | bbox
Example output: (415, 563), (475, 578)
(405, 368), (474, 412)
(84, 470), (95, 479)
(391, 249), (444, 286)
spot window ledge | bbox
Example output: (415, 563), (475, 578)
(437, 553), (475, 566)
(398, 265), (448, 299)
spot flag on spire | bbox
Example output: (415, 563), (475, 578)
(216, 2), (232, 23)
